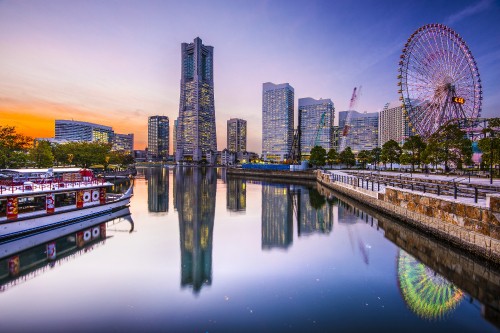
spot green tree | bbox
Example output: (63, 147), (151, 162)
(308, 188), (326, 210)
(428, 123), (472, 172)
(309, 146), (326, 167)
(29, 140), (54, 168)
(0, 126), (32, 168)
(356, 150), (371, 169)
(369, 147), (382, 170)
(478, 118), (500, 182)
(422, 140), (440, 170)
(340, 147), (355, 168)
(401, 135), (426, 172)
(326, 148), (339, 168)
(381, 139), (402, 170)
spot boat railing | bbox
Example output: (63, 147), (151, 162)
(0, 177), (108, 195)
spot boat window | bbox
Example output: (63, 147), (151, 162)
(18, 195), (46, 214)
(55, 192), (76, 208)
(0, 199), (5, 218)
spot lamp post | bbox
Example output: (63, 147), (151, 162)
(490, 137), (493, 185)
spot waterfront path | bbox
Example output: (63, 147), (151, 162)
(322, 169), (500, 207)
(316, 169), (500, 263)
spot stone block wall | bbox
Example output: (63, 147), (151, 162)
(316, 171), (500, 264)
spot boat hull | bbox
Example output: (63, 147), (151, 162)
(0, 193), (131, 241)
(0, 206), (131, 260)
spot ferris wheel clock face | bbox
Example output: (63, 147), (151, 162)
(398, 23), (482, 136)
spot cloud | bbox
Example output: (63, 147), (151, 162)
(445, 0), (493, 25)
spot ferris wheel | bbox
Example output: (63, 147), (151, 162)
(398, 23), (482, 137)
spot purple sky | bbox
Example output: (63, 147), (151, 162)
(1, 0), (499, 152)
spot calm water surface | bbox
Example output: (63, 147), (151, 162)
(0, 167), (498, 333)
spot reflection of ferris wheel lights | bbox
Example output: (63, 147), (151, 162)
(397, 250), (464, 320)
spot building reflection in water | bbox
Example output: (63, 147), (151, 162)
(261, 183), (293, 250)
(226, 178), (246, 213)
(176, 167), (216, 294)
(397, 249), (464, 320)
(293, 186), (333, 236)
(146, 167), (169, 213)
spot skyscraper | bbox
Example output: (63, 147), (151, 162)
(176, 37), (217, 163)
(173, 118), (178, 156)
(378, 101), (409, 147)
(227, 118), (247, 153)
(338, 111), (378, 153)
(148, 116), (169, 161)
(298, 97), (335, 158)
(262, 82), (294, 162)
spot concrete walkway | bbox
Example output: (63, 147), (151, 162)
(345, 169), (500, 187)
(323, 169), (499, 207)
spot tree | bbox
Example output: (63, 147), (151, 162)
(326, 148), (339, 168)
(369, 147), (382, 170)
(340, 147), (355, 168)
(422, 139), (440, 170)
(53, 141), (112, 168)
(478, 118), (500, 183)
(427, 123), (472, 172)
(401, 135), (426, 172)
(356, 150), (371, 169)
(0, 126), (33, 168)
(29, 140), (54, 168)
(308, 187), (326, 210)
(381, 140), (402, 170)
(309, 146), (326, 167)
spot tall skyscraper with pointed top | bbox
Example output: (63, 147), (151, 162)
(176, 37), (217, 163)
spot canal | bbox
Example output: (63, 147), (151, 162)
(0, 166), (498, 332)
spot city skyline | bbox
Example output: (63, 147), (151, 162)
(1, 0), (499, 153)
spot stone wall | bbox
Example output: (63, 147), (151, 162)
(316, 181), (499, 327)
(316, 170), (500, 264)
(227, 168), (316, 181)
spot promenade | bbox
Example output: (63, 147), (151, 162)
(316, 169), (500, 263)
(328, 169), (500, 207)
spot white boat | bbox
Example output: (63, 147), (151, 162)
(0, 168), (133, 240)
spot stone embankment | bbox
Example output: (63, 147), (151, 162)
(316, 170), (500, 264)
(315, 182), (500, 326)
(226, 168), (316, 181)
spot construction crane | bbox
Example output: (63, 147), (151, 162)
(310, 112), (327, 148)
(339, 86), (362, 152)
(288, 129), (301, 164)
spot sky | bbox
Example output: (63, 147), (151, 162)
(1, 0), (499, 153)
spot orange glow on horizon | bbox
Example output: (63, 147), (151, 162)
(0, 99), (146, 149)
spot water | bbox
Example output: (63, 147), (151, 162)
(0, 166), (498, 333)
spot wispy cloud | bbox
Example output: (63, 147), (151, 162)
(445, 0), (493, 25)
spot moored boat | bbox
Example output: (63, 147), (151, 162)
(0, 168), (133, 240)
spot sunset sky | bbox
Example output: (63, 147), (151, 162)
(1, 0), (499, 152)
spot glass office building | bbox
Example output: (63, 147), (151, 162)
(262, 82), (294, 162)
(298, 97), (335, 158)
(338, 111), (379, 153)
(148, 115), (169, 161)
(227, 118), (247, 153)
(55, 120), (113, 143)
